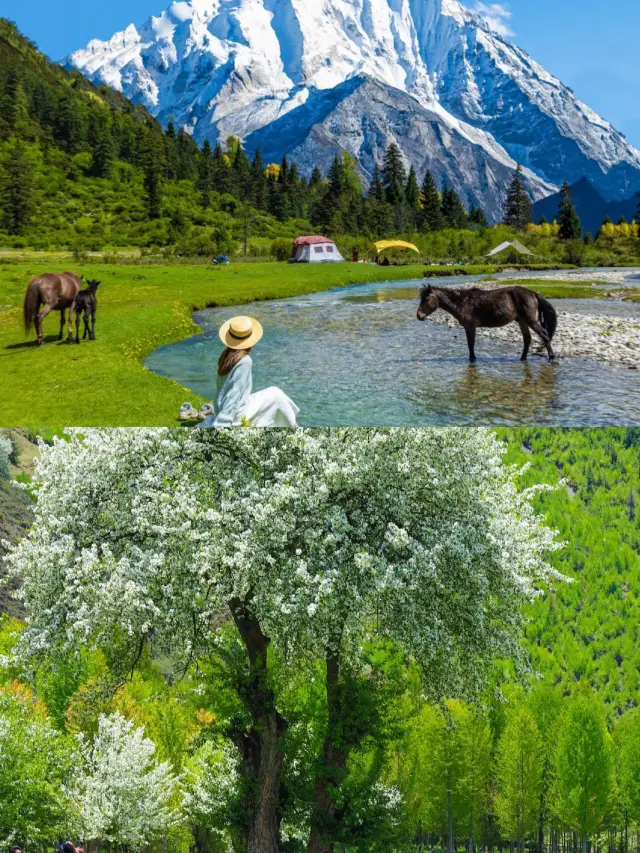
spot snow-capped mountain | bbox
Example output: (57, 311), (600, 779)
(66, 0), (640, 219)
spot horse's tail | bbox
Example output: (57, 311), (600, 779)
(24, 281), (40, 335)
(537, 294), (557, 342)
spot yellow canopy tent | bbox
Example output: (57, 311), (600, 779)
(374, 240), (421, 255)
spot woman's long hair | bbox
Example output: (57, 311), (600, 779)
(218, 347), (251, 377)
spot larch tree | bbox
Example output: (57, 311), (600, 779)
(554, 693), (614, 853)
(5, 428), (562, 853)
(495, 706), (543, 853)
(613, 710), (640, 853)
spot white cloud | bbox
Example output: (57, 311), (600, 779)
(468, 2), (515, 37)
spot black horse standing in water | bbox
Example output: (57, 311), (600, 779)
(417, 284), (557, 362)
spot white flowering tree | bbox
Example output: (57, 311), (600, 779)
(73, 712), (182, 851)
(4, 428), (561, 853)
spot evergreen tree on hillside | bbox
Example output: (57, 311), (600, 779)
(5, 65), (30, 135)
(557, 181), (582, 240)
(250, 149), (267, 211)
(503, 165), (532, 230)
(468, 204), (488, 228)
(0, 138), (34, 234)
(369, 165), (385, 202)
(420, 170), (443, 232)
(635, 197), (640, 225)
(405, 166), (420, 210)
(54, 94), (83, 153)
(140, 131), (165, 219)
(441, 184), (467, 229)
(383, 143), (406, 206)
(90, 116), (115, 178)
(309, 167), (323, 191)
(196, 139), (213, 206)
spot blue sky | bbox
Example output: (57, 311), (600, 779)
(2, 0), (639, 147)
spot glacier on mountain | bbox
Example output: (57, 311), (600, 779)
(66, 0), (640, 219)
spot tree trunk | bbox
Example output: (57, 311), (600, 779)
(581, 835), (588, 853)
(230, 596), (287, 853)
(307, 651), (347, 853)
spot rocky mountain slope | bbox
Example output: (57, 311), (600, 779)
(66, 0), (640, 217)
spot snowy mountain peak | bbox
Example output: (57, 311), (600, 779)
(66, 0), (640, 217)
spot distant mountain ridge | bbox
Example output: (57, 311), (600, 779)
(532, 178), (640, 236)
(65, 0), (640, 221)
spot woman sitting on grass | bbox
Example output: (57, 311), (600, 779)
(197, 316), (299, 428)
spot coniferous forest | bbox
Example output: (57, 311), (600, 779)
(1, 18), (640, 266)
(1, 428), (639, 853)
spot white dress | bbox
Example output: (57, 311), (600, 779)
(198, 355), (299, 428)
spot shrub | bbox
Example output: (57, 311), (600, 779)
(271, 238), (292, 262)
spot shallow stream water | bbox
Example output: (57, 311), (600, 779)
(145, 269), (640, 427)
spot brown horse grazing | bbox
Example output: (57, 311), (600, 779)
(417, 284), (557, 362)
(24, 272), (82, 346)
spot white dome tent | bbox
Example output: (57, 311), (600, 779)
(289, 236), (345, 263)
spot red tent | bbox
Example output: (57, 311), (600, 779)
(290, 236), (345, 263)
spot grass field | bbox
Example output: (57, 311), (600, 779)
(0, 261), (437, 426)
(0, 260), (585, 427)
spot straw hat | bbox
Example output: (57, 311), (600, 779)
(219, 315), (264, 350)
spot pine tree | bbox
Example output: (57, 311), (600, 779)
(405, 166), (420, 210)
(6, 66), (30, 135)
(91, 117), (115, 178)
(382, 143), (407, 206)
(557, 181), (583, 240)
(250, 149), (267, 211)
(309, 167), (323, 191)
(369, 165), (385, 202)
(503, 165), (532, 230)
(197, 139), (214, 207)
(140, 131), (165, 219)
(420, 170), (443, 232)
(441, 184), (468, 229)
(0, 138), (34, 234)
(54, 95), (83, 153)
(232, 141), (252, 200)
(468, 205), (488, 228)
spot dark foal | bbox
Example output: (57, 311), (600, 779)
(417, 283), (557, 362)
(74, 279), (100, 343)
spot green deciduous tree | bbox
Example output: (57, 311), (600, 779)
(554, 693), (613, 853)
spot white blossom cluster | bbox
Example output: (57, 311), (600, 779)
(3, 428), (563, 699)
(0, 434), (13, 479)
(183, 737), (241, 845)
(73, 711), (182, 850)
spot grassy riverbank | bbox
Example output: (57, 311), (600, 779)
(0, 260), (492, 426)
(0, 259), (602, 427)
